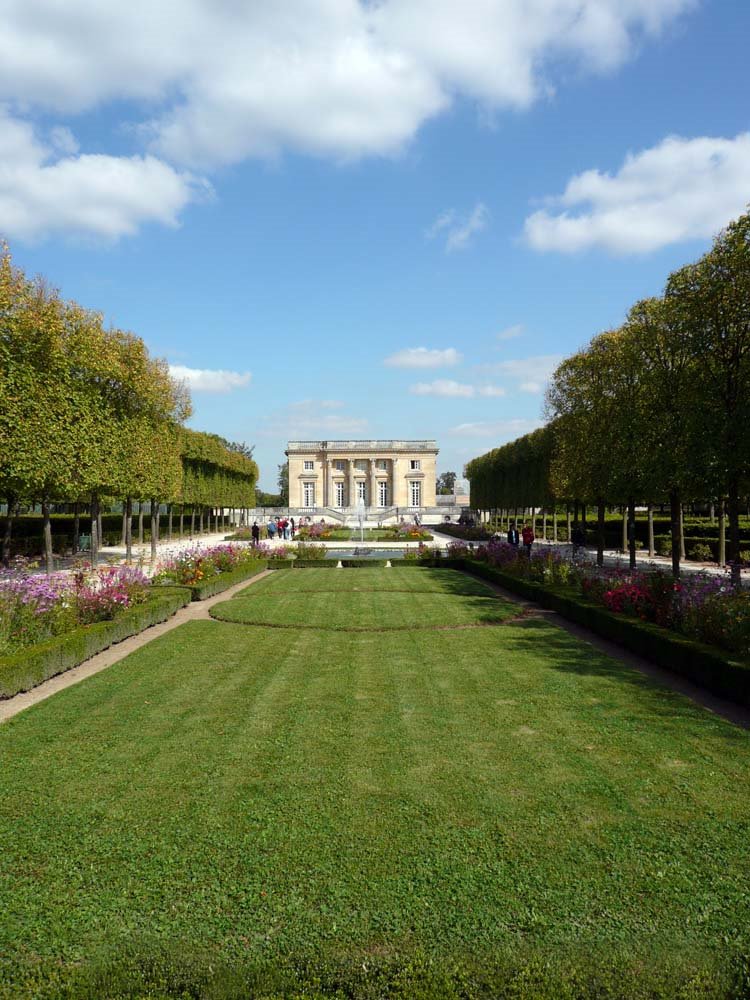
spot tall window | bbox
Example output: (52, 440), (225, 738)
(378, 481), (388, 507)
(410, 459), (421, 470)
(377, 459), (387, 470)
(357, 481), (367, 504)
(335, 460), (345, 471)
(335, 481), (345, 507)
(409, 480), (421, 507)
(303, 460), (314, 471)
(355, 459), (368, 471)
(303, 482), (315, 508)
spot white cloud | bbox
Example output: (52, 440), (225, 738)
(411, 379), (475, 398)
(0, 109), (204, 241)
(0, 1), (693, 171)
(426, 202), (488, 252)
(450, 418), (544, 438)
(169, 365), (251, 393)
(496, 324), (524, 341)
(524, 132), (750, 254)
(411, 380), (506, 397)
(520, 381), (543, 394)
(384, 347), (462, 368)
(260, 399), (368, 438)
(479, 354), (564, 382)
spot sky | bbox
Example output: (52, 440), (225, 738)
(1, 0), (749, 491)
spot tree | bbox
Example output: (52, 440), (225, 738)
(436, 471), (457, 495)
(277, 462), (289, 506)
(669, 212), (750, 585)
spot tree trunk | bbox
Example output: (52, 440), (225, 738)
(709, 502), (715, 525)
(2, 494), (17, 566)
(728, 479), (741, 587)
(542, 508), (547, 541)
(566, 505), (571, 543)
(199, 507), (204, 534)
(669, 490), (681, 578)
(647, 504), (654, 558)
(621, 508), (627, 553)
(628, 497), (636, 570)
(168, 503), (173, 541)
(719, 499), (726, 568)
(97, 509), (103, 550)
(138, 502), (144, 545)
(582, 504), (587, 529)
(680, 506), (686, 561)
(121, 506), (127, 548)
(150, 498), (158, 566)
(125, 497), (133, 565)
(597, 500), (605, 567)
(573, 499), (579, 525)
(553, 509), (558, 543)
(72, 501), (80, 555)
(90, 494), (100, 568)
(42, 498), (54, 575)
(191, 507), (195, 536)
(180, 505), (184, 538)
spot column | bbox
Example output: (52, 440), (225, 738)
(369, 459), (377, 509)
(326, 460), (333, 509)
(348, 459), (356, 508)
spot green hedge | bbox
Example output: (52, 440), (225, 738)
(181, 560), (268, 600)
(340, 558), (389, 568)
(456, 560), (750, 707)
(0, 586), (191, 700)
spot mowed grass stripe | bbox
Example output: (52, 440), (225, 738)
(211, 587), (515, 629)
(1, 570), (750, 995)
(244, 567), (497, 595)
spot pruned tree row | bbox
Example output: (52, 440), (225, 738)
(467, 210), (750, 584)
(0, 245), (258, 570)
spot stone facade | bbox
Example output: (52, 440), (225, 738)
(286, 440), (438, 512)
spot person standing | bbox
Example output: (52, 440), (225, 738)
(251, 520), (260, 546)
(521, 522), (535, 557)
(290, 517), (296, 539)
(507, 522), (520, 548)
(267, 518), (277, 541)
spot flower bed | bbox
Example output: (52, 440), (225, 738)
(0, 561), (152, 657)
(153, 544), (267, 600)
(384, 522), (433, 541)
(0, 585), (190, 699)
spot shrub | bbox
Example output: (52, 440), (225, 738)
(154, 544), (263, 586)
(293, 542), (327, 561)
(689, 543), (715, 563)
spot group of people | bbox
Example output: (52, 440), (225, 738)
(505, 521), (536, 556)
(249, 517), (297, 543)
(505, 520), (587, 558)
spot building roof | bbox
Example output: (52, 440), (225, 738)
(287, 439), (438, 454)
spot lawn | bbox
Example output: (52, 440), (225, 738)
(1, 568), (749, 998)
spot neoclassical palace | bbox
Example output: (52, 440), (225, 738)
(286, 440), (438, 511)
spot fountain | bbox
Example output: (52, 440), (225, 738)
(351, 497), (368, 555)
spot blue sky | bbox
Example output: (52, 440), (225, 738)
(2, 0), (749, 490)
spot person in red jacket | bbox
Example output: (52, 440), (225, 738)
(521, 522), (535, 557)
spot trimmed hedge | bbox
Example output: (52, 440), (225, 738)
(455, 560), (750, 707)
(181, 560), (268, 600)
(0, 586), (191, 699)
(340, 558), (389, 568)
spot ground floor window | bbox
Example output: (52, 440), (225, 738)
(303, 482), (315, 508)
(378, 481), (388, 507)
(357, 481), (367, 504)
(410, 480), (421, 507)
(335, 481), (345, 507)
